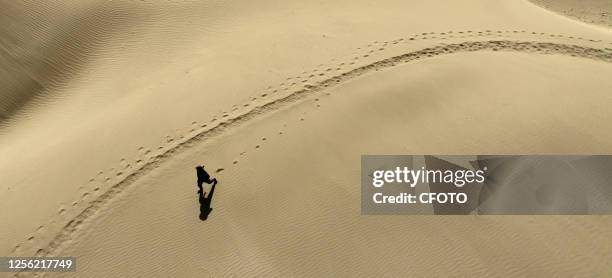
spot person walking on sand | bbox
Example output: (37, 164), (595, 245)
(196, 165), (217, 193)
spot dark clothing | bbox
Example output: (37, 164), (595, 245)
(196, 166), (210, 181)
(196, 166), (217, 192)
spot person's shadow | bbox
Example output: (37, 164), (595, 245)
(199, 182), (216, 221)
(195, 165), (218, 221)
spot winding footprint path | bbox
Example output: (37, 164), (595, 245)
(12, 30), (612, 274)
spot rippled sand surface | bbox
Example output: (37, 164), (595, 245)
(2, 0), (612, 277)
(530, 0), (612, 28)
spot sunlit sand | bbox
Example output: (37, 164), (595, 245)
(1, 0), (612, 276)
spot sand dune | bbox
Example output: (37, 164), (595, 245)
(2, 0), (612, 277)
(0, 1), (144, 122)
(55, 52), (612, 277)
(530, 0), (612, 28)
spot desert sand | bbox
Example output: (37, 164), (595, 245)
(1, 0), (612, 277)
(530, 0), (612, 28)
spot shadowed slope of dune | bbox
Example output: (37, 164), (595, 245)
(0, 1), (141, 124)
(0, 54), (42, 121)
(529, 0), (612, 28)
